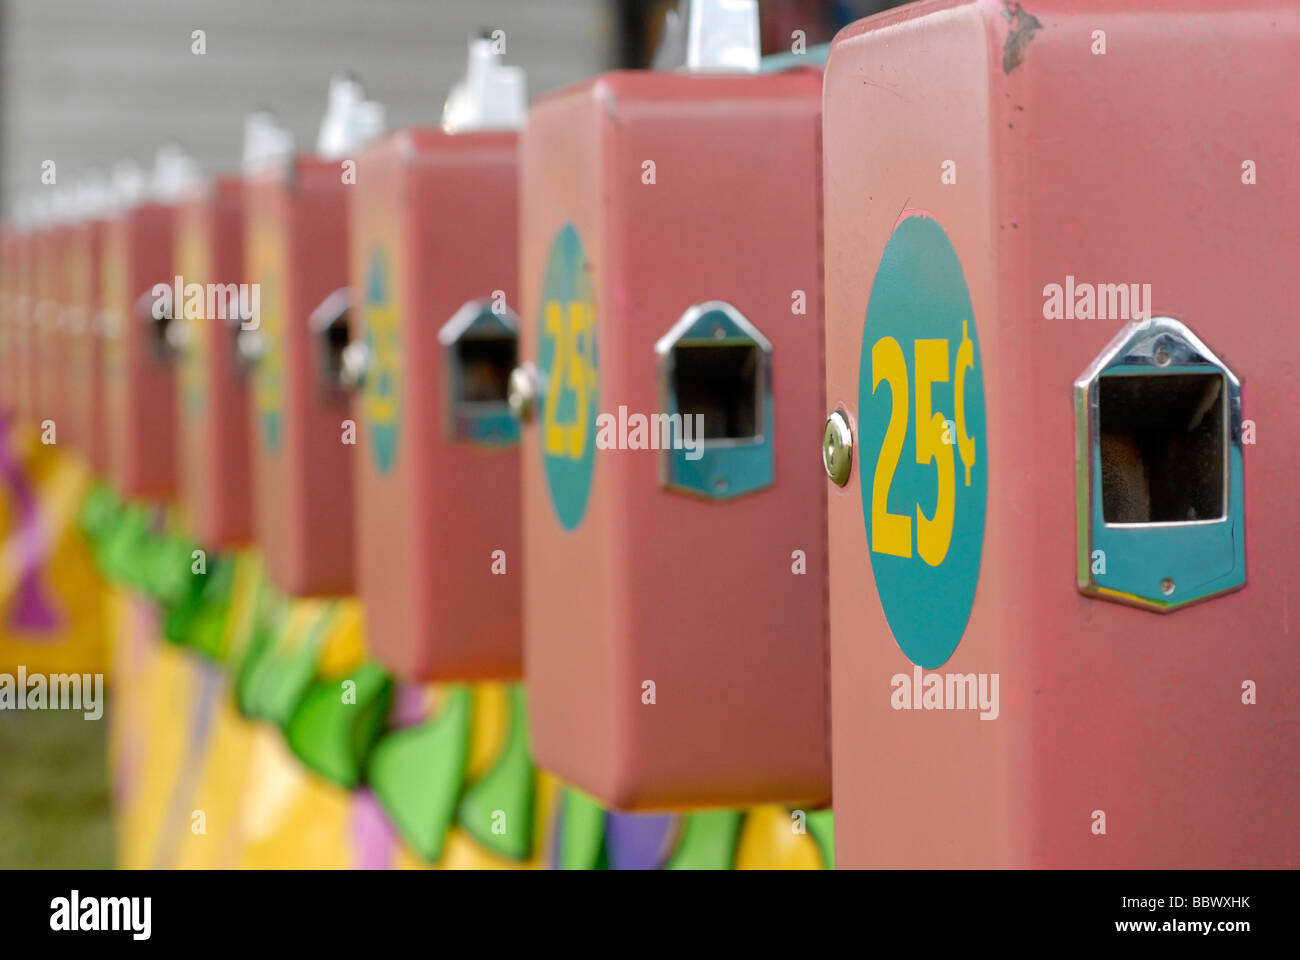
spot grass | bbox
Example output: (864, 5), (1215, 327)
(0, 704), (114, 868)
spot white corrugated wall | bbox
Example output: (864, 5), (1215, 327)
(0, 0), (616, 214)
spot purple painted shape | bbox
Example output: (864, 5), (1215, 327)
(0, 414), (61, 633)
(352, 788), (398, 870)
(189, 661), (223, 751)
(604, 811), (679, 871)
(113, 730), (139, 809)
(152, 662), (228, 869)
(388, 684), (433, 729)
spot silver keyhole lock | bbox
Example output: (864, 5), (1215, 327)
(339, 341), (370, 390)
(165, 317), (192, 356)
(823, 408), (853, 487)
(508, 363), (538, 423)
(236, 328), (265, 367)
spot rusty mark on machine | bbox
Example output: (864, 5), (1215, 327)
(1001, 1), (1042, 74)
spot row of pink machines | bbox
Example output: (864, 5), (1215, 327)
(0, 0), (1295, 867)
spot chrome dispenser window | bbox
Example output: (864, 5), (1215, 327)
(232, 321), (258, 376)
(440, 298), (520, 446)
(322, 310), (351, 382)
(1098, 372), (1226, 524)
(656, 301), (773, 500)
(232, 281), (267, 375)
(136, 291), (177, 364)
(309, 287), (354, 402)
(1075, 317), (1244, 612)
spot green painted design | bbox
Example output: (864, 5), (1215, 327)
(805, 809), (835, 869)
(285, 662), (394, 788)
(246, 604), (335, 728)
(221, 572), (263, 673)
(79, 483), (121, 541)
(557, 788), (608, 870)
(97, 504), (153, 585)
(456, 686), (534, 860)
(145, 535), (202, 609)
(233, 589), (283, 717)
(163, 556), (235, 658)
(365, 687), (471, 863)
(664, 810), (744, 869)
(168, 599), (225, 661)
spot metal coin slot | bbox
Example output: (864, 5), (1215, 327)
(1074, 317), (1244, 612)
(211, 288), (258, 379)
(655, 300), (773, 500)
(309, 287), (356, 401)
(136, 290), (178, 364)
(1099, 372), (1225, 524)
(440, 298), (520, 446)
(234, 326), (264, 372)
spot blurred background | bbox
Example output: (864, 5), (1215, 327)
(0, 0), (906, 869)
(0, 0), (899, 217)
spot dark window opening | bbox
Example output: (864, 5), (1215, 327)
(231, 323), (253, 374)
(671, 343), (761, 441)
(320, 308), (351, 387)
(136, 291), (175, 364)
(1098, 372), (1226, 523)
(455, 335), (515, 405)
(149, 309), (175, 363)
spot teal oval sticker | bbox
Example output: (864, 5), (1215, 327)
(858, 213), (987, 669)
(362, 249), (400, 475)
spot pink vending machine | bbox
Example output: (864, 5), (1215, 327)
(102, 148), (200, 501)
(173, 163), (253, 548)
(244, 80), (385, 595)
(63, 175), (112, 472)
(513, 1), (830, 811)
(822, 0), (1299, 867)
(350, 41), (527, 680)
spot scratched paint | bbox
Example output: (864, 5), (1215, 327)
(1002, 1), (1042, 74)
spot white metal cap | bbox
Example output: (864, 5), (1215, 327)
(150, 141), (202, 202)
(108, 160), (147, 213)
(441, 35), (528, 133)
(243, 108), (296, 173)
(49, 186), (79, 225)
(652, 0), (760, 73)
(16, 193), (51, 229)
(316, 73), (387, 159)
(74, 170), (112, 221)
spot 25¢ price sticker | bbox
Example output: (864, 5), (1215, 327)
(362, 248), (401, 475)
(538, 224), (599, 531)
(249, 221), (285, 454)
(541, 298), (596, 462)
(858, 213), (987, 669)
